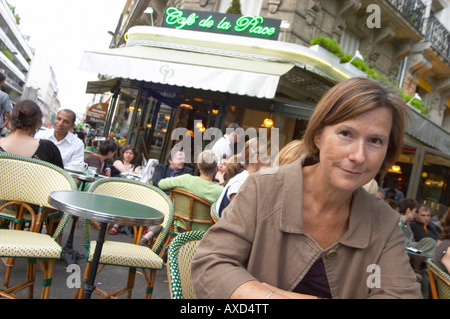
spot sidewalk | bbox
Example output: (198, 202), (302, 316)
(0, 218), (171, 299)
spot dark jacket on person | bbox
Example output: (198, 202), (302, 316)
(152, 163), (193, 188)
(410, 219), (441, 242)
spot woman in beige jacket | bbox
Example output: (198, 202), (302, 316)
(191, 77), (422, 299)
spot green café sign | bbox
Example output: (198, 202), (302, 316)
(162, 7), (281, 40)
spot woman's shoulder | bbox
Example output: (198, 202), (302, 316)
(38, 138), (57, 148)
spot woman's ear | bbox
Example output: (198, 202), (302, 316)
(314, 128), (323, 150)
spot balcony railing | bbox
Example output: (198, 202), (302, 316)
(425, 14), (450, 63)
(386, 0), (427, 33)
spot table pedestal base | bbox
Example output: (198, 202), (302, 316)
(83, 222), (107, 299)
(61, 216), (84, 265)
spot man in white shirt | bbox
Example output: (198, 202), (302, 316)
(34, 109), (85, 167)
(211, 123), (241, 164)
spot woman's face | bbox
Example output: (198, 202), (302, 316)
(123, 149), (135, 163)
(314, 107), (392, 192)
(218, 158), (227, 173)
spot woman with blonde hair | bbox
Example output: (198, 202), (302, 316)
(215, 137), (274, 217)
(192, 77), (421, 299)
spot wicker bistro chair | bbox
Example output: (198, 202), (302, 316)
(161, 189), (212, 256)
(167, 231), (205, 299)
(427, 259), (450, 299)
(210, 202), (220, 226)
(75, 178), (174, 299)
(0, 152), (78, 299)
(170, 188), (213, 232)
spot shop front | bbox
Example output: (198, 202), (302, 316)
(80, 15), (360, 163)
(79, 9), (449, 208)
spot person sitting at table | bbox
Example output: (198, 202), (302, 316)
(433, 207), (450, 275)
(215, 137), (274, 218)
(152, 150), (193, 190)
(213, 154), (228, 185)
(139, 150), (224, 246)
(85, 139), (117, 176)
(108, 144), (142, 235)
(109, 144), (141, 177)
(0, 100), (63, 168)
(34, 108), (84, 167)
(191, 77), (421, 299)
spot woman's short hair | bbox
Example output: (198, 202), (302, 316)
(301, 77), (409, 173)
(11, 100), (42, 131)
(398, 198), (419, 215)
(99, 139), (118, 156)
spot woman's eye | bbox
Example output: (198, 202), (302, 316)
(370, 138), (382, 145)
(339, 130), (351, 138)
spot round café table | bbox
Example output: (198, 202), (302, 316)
(61, 170), (103, 265)
(49, 190), (164, 299)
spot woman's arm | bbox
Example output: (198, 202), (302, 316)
(230, 281), (318, 299)
(442, 249), (450, 273)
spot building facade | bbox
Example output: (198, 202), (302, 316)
(0, 0), (33, 104)
(83, 0), (450, 210)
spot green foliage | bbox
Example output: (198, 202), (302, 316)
(310, 36), (344, 57)
(6, 1), (20, 25)
(226, 0), (242, 14)
(399, 91), (431, 116)
(309, 36), (429, 115)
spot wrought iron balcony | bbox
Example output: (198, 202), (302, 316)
(425, 14), (450, 63)
(386, 0), (427, 33)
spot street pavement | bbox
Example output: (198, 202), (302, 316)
(0, 218), (171, 299)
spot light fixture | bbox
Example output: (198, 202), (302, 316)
(195, 122), (203, 129)
(262, 115), (274, 128)
(180, 104), (193, 110)
(349, 50), (364, 64)
(407, 93), (422, 105)
(388, 164), (402, 174)
(144, 7), (154, 26)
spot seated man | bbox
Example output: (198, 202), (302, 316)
(34, 109), (85, 167)
(399, 199), (437, 258)
(152, 150), (193, 190)
(140, 150), (223, 247)
(410, 205), (441, 243)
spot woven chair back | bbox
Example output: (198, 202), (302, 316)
(210, 202), (220, 225)
(168, 230), (205, 299)
(170, 188), (212, 231)
(0, 153), (77, 208)
(87, 177), (174, 252)
(427, 259), (450, 299)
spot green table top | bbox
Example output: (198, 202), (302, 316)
(49, 190), (164, 227)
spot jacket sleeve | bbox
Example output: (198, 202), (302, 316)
(152, 165), (165, 187)
(158, 175), (184, 190)
(191, 175), (259, 298)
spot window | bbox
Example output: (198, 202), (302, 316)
(340, 30), (360, 55)
(218, 0), (263, 16)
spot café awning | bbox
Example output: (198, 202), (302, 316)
(406, 106), (450, 155)
(80, 45), (295, 99)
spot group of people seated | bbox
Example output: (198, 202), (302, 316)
(2, 77), (450, 300)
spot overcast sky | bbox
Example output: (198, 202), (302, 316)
(9, 0), (125, 115)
